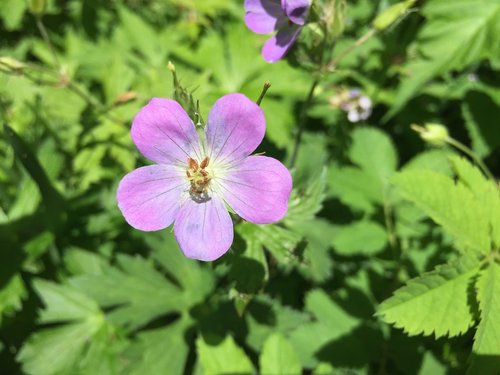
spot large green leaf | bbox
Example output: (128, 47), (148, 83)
(449, 155), (500, 249)
(260, 333), (301, 374)
(388, 0), (500, 116)
(69, 253), (206, 330)
(332, 220), (388, 256)
(469, 262), (500, 374)
(377, 256), (480, 337)
(18, 280), (126, 375)
(196, 335), (254, 375)
(393, 169), (490, 254)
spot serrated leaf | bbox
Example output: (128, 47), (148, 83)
(377, 256), (480, 338)
(196, 335), (254, 375)
(260, 333), (301, 374)
(449, 155), (500, 249)
(393, 169), (490, 254)
(332, 220), (388, 256)
(469, 262), (500, 374)
(462, 91), (500, 158)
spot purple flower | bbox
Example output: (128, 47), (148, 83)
(244, 0), (310, 63)
(116, 93), (292, 261)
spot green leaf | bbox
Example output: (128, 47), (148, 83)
(285, 168), (327, 226)
(18, 279), (126, 375)
(449, 155), (500, 249)
(237, 222), (302, 264)
(469, 262), (500, 374)
(260, 333), (301, 374)
(69, 254), (185, 330)
(289, 289), (361, 367)
(196, 335), (254, 375)
(33, 279), (100, 323)
(348, 127), (398, 190)
(328, 165), (382, 213)
(377, 256), (480, 337)
(393, 169), (490, 254)
(388, 0), (500, 117)
(0, 274), (27, 324)
(332, 220), (388, 256)
(126, 318), (190, 375)
(462, 91), (500, 158)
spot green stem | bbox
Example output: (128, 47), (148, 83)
(326, 29), (376, 71)
(256, 81), (271, 106)
(289, 78), (319, 168)
(35, 16), (62, 71)
(446, 138), (495, 181)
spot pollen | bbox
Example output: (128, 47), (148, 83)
(186, 156), (211, 194)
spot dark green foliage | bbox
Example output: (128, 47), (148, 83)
(1, 0), (499, 374)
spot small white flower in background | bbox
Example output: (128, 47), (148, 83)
(329, 88), (373, 123)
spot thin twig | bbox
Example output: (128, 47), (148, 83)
(326, 29), (377, 71)
(35, 16), (62, 71)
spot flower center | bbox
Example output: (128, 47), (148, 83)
(186, 156), (211, 194)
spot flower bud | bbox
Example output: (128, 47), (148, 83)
(321, 0), (347, 40)
(373, 0), (416, 31)
(0, 56), (25, 72)
(411, 123), (449, 146)
(28, 0), (46, 16)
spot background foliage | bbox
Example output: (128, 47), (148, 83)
(1, 0), (499, 374)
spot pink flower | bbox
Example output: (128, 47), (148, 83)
(244, 0), (310, 63)
(117, 93), (292, 261)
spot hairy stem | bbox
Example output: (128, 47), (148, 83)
(289, 78), (319, 168)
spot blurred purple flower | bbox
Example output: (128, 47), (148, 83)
(117, 94), (292, 261)
(244, 0), (310, 63)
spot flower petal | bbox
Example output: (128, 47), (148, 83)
(174, 195), (234, 261)
(131, 98), (202, 165)
(283, 0), (310, 25)
(216, 156), (292, 224)
(244, 0), (287, 34)
(205, 93), (266, 165)
(117, 165), (187, 231)
(262, 24), (301, 63)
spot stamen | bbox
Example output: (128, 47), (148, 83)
(200, 156), (209, 169)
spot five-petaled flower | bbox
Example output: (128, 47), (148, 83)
(244, 0), (311, 63)
(117, 93), (292, 261)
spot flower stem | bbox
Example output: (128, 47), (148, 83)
(35, 16), (62, 71)
(289, 78), (319, 168)
(256, 81), (271, 106)
(325, 29), (376, 71)
(446, 137), (496, 181)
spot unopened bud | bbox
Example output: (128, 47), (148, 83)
(373, 0), (416, 31)
(411, 123), (449, 146)
(167, 61), (176, 72)
(0, 57), (26, 72)
(28, 0), (46, 15)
